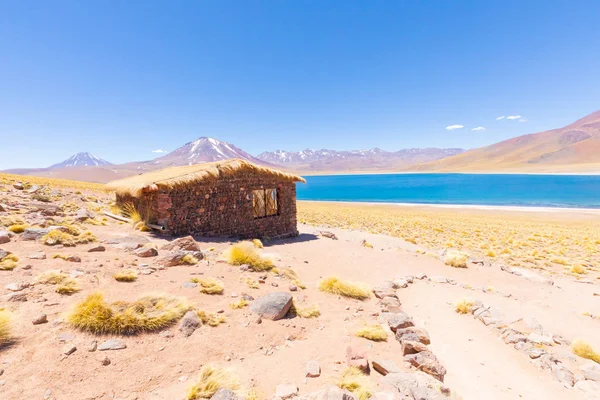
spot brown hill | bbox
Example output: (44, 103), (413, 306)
(411, 110), (600, 173)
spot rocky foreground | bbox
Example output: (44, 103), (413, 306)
(1, 177), (600, 400)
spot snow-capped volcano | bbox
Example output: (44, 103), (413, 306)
(49, 152), (112, 169)
(153, 137), (270, 166)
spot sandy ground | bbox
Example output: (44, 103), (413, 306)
(1, 183), (599, 399)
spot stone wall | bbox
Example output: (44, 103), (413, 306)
(117, 175), (299, 239)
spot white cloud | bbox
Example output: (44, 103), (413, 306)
(496, 116), (505, 120)
(506, 115), (522, 120)
(445, 124), (464, 131)
(519, 118), (527, 122)
(152, 149), (167, 153)
(471, 126), (486, 131)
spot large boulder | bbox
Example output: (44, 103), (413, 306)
(249, 292), (293, 321)
(21, 227), (52, 241)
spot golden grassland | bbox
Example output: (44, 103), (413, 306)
(0, 172), (106, 192)
(298, 201), (600, 277)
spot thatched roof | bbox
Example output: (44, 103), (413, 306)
(105, 159), (306, 197)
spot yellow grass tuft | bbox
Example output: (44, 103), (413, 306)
(318, 277), (371, 300)
(8, 224), (28, 233)
(187, 365), (241, 399)
(485, 249), (496, 257)
(191, 278), (224, 295)
(41, 229), (97, 246)
(551, 256), (568, 266)
(196, 310), (226, 327)
(68, 292), (190, 335)
(252, 238), (263, 248)
(571, 264), (587, 275)
(244, 278), (259, 289)
(336, 367), (372, 400)
(230, 298), (249, 309)
(290, 300), (320, 318)
(361, 239), (373, 249)
(444, 249), (468, 268)
(222, 241), (273, 271)
(355, 324), (388, 341)
(572, 339), (600, 363)
(114, 270), (138, 282)
(0, 253), (18, 271)
(0, 310), (11, 347)
(455, 298), (474, 314)
(55, 278), (81, 295)
(181, 254), (199, 265)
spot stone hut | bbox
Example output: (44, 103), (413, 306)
(106, 159), (306, 238)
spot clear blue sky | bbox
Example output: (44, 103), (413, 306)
(1, 0), (599, 169)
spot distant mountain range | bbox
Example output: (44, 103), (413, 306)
(4, 110), (600, 182)
(413, 110), (600, 173)
(257, 147), (464, 172)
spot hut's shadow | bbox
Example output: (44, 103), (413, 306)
(269, 233), (319, 245)
(149, 232), (319, 246)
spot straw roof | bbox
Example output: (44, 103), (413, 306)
(105, 159), (306, 197)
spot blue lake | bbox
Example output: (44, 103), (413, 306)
(295, 174), (600, 209)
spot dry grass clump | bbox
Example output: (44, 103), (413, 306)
(196, 310), (226, 327)
(0, 310), (11, 347)
(187, 365), (241, 399)
(572, 339), (600, 363)
(191, 278), (224, 295)
(361, 239), (373, 248)
(68, 292), (190, 335)
(455, 298), (474, 314)
(114, 270), (138, 282)
(318, 277), (371, 300)
(181, 254), (199, 265)
(252, 238), (263, 248)
(230, 298), (249, 309)
(41, 229), (97, 246)
(571, 264), (587, 275)
(121, 203), (150, 231)
(244, 278), (259, 289)
(8, 224), (28, 233)
(222, 241), (273, 271)
(55, 278), (81, 294)
(289, 300), (320, 318)
(355, 324), (388, 341)
(0, 253), (18, 271)
(336, 366), (372, 400)
(36, 270), (80, 293)
(444, 249), (468, 268)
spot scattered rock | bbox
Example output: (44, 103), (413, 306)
(527, 332), (553, 346)
(88, 245), (106, 252)
(161, 250), (204, 266)
(430, 276), (448, 284)
(372, 359), (401, 376)
(373, 287), (396, 299)
(210, 388), (244, 400)
(13, 182), (24, 190)
(346, 345), (369, 373)
(66, 255), (81, 263)
(528, 348), (545, 359)
(551, 364), (575, 387)
(395, 327), (430, 345)
(306, 360), (321, 377)
(401, 340), (429, 356)
(308, 385), (356, 400)
(161, 236), (201, 252)
(32, 314), (48, 325)
(63, 344), (77, 356)
(319, 231), (338, 240)
(387, 312), (414, 332)
(249, 292), (293, 321)
(405, 353), (446, 382)
(581, 362), (600, 383)
(86, 340), (98, 352)
(101, 357), (111, 366)
(179, 311), (202, 337)
(134, 247), (159, 258)
(181, 282), (198, 289)
(98, 339), (127, 351)
(6, 292), (27, 302)
(28, 252), (47, 260)
(74, 208), (94, 221)
(275, 383), (298, 399)
(5, 281), (30, 292)
(574, 380), (600, 396)
(0, 231), (10, 244)
(21, 227), (51, 241)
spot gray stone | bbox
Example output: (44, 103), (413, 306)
(396, 327), (430, 345)
(161, 250), (204, 266)
(98, 339), (127, 351)
(528, 348), (545, 359)
(306, 360), (321, 377)
(401, 340), (429, 356)
(249, 292), (293, 321)
(88, 245), (106, 252)
(373, 287), (397, 299)
(387, 312), (414, 332)
(393, 278), (409, 289)
(32, 314), (47, 325)
(161, 236), (202, 252)
(372, 359), (401, 376)
(307, 385), (356, 400)
(179, 311), (202, 337)
(74, 208), (94, 222)
(581, 362), (600, 383)
(574, 380), (600, 396)
(210, 388), (245, 400)
(430, 276), (448, 284)
(275, 383), (298, 399)
(5, 281), (30, 292)
(134, 247), (158, 258)
(63, 344), (77, 356)
(58, 333), (76, 342)
(6, 292), (27, 302)
(181, 282), (198, 289)
(551, 364), (575, 387)
(86, 340), (98, 352)
(528, 332), (553, 346)
(106, 235), (150, 245)
(0, 231), (10, 244)
(28, 251), (47, 260)
(21, 228), (51, 241)
(382, 372), (445, 399)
